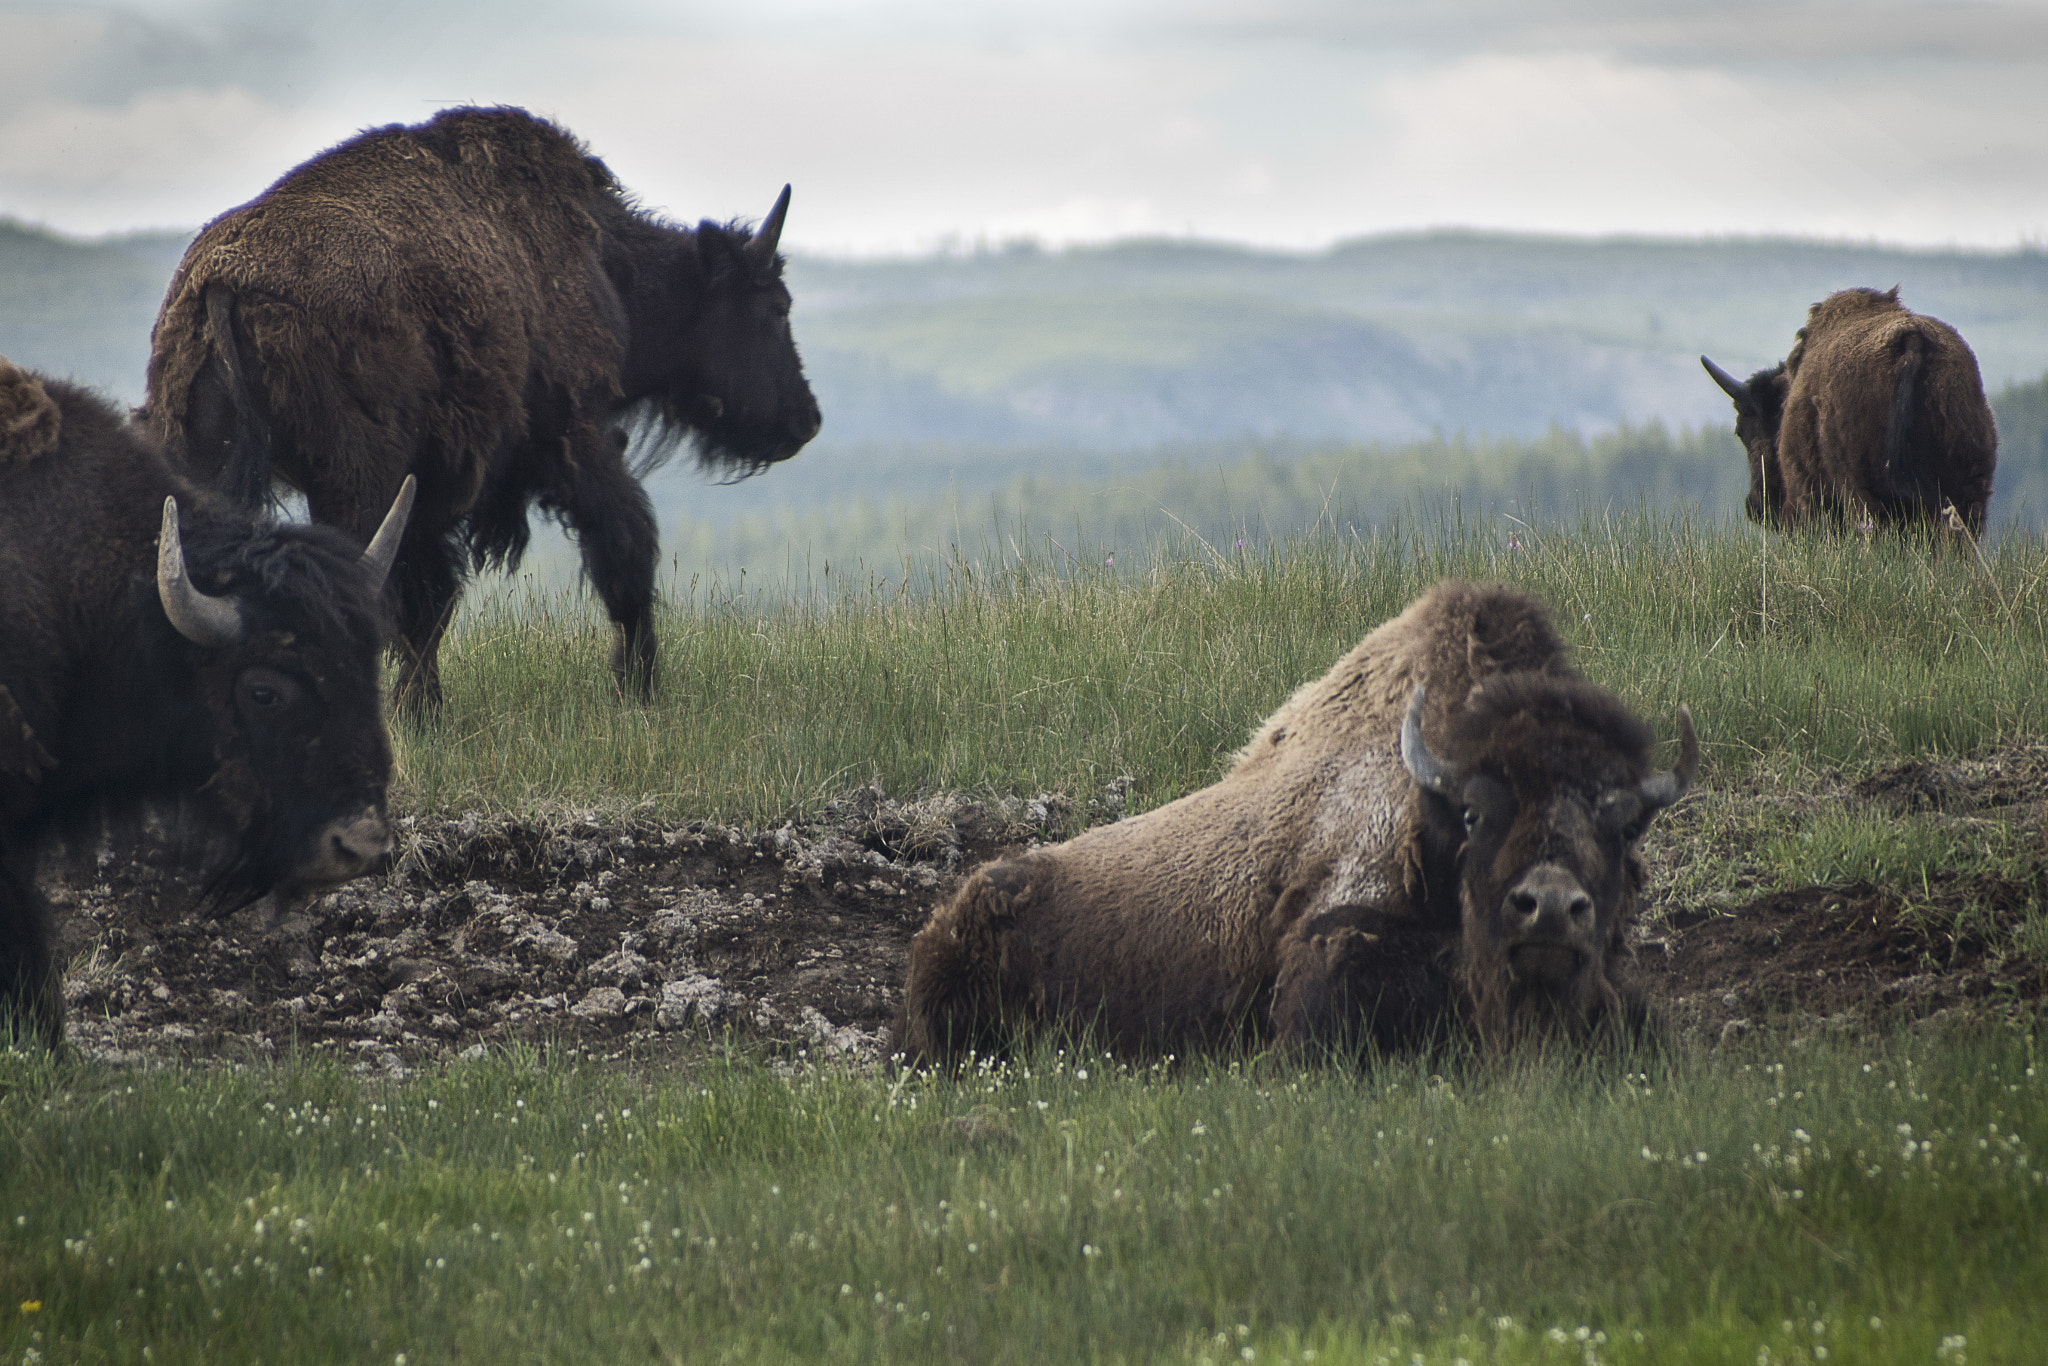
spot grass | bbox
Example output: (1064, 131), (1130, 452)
(10, 513), (2048, 1361)
(2, 1033), (2043, 1364)
(400, 510), (2048, 825)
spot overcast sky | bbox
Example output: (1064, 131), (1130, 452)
(3, 0), (2047, 255)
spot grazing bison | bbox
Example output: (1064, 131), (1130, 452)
(892, 581), (1695, 1062)
(145, 105), (822, 713)
(1703, 287), (1997, 533)
(0, 358), (413, 1046)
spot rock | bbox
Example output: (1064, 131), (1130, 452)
(655, 975), (728, 1029)
(571, 986), (629, 1021)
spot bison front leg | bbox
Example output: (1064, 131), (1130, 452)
(1271, 911), (1455, 1059)
(558, 425), (660, 701)
(0, 844), (61, 1048)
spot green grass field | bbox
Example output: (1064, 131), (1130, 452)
(6, 514), (2047, 1363)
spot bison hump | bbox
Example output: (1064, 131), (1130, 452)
(0, 357), (60, 465)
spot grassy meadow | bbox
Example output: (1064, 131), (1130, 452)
(404, 507), (2048, 825)
(7, 511), (2048, 1363)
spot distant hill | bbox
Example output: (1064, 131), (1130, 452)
(4, 218), (2046, 543)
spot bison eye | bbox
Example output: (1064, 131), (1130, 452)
(236, 667), (300, 714)
(1462, 807), (1481, 833)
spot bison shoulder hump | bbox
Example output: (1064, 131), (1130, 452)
(0, 357), (61, 465)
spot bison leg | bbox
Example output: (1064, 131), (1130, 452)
(555, 427), (659, 701)
(0, 843), (61, 1048)
(1271, 912), (1455, 1059)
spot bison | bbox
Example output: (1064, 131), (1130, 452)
(0, 358), (413, 1047)
(892, 581), (1696, 1063)
(144, 105), (822, 713)
(1703, 287), (1997, 533)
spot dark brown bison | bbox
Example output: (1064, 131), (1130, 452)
(891, 581), (1695, 1063)
(144, 105), (821, 713)
(1703, 287), (1997, 533)
(1, 358), (412, 1046)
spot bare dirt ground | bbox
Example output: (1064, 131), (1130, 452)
(42, 751), (2048, 1073)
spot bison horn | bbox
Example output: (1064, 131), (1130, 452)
(1700, 356), (1753, 410)
(359, 475), (416, 595)
(1638, 705), (1699, 811)
(749, 185), (791, 265)
(1400, 685), (1459, 798)
(157, 497), (246, 648)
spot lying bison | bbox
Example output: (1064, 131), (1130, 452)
(1703, 287), (1997, 533)
(0, 359), (413, 1046)
(892, 581), (1696, 1062)
(145, 105), (822, 713)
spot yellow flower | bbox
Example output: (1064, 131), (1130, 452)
(19, 1300), (41, 1314)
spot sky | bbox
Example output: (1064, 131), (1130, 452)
(3, 0), (2047, 256)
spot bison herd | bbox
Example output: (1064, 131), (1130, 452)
(0, 105), (2005, 1063)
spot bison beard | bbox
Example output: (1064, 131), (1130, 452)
(1702, 287), (1997, 535)
(145, 105), (822, 714)
(892, 581), (1696, 1065)
(0, 360), (409, 1046)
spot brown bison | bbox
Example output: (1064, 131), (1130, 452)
(892, 581), (1696, 1062)
(145, 105), (822, 713)
(1, 358), (412, 1046)
(1703, 287), (1997, 533)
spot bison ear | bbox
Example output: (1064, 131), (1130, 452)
(748, 185), (791, 267)
(1637, 705), (1698, 813)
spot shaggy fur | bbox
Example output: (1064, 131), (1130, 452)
(1, 360), (398, 1046)
(1704, 287), (1998, 533)
(892, 581), (1692, 1062)
(145, 105), (822, 712)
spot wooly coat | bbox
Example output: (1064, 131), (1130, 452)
(145, 105), (821, 713)
(892, 581), (1695, 1062)
(1703, 287), (1997, 533)
(1, 357), (410, 1046)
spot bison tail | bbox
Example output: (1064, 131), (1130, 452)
(1880, 330), (1929, 517)
(199, 285), (281, 511)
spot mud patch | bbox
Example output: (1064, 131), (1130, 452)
(1639, 873), (2048, 1043)
(37, 751), (2048, 1071)
(45, 785), (1082, 1072)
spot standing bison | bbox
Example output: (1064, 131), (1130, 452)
(0, 358), (412, 1047)
(892, 581), (1696, 1063)
(145, 105), (821, 713)
(1703, 287), (1997, 533)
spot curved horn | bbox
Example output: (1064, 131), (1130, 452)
(748, 184), (791, 265)
(1700, 355), (1753, 410)
(157, 497), (245, 648)
(1400, 684), (1458, 798)
(358, 475), (416, 595)
(1638, 705), (1699, 811)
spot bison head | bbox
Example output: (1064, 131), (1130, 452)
(1701, 355), (1790, 526)
(1401, 677), (1696, 1049)
(637, 186), (822, 477)
(157, 478), (413, 902)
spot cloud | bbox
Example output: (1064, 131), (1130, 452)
(0, 0), (2044, 248)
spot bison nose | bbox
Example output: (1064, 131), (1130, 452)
(310, 807), (394, 883)
(1505, 866), (1594, 940)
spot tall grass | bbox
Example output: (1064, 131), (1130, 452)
(400, 511), (2048, 824)
(2, 1034), (2042, 1363)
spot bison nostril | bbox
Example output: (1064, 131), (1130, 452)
(1509, 890), (1540, 922)
(1569, 894), (1593, 920)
